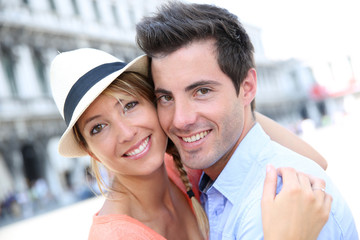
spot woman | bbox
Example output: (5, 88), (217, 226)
(50, 48), (331, 239)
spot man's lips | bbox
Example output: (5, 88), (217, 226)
(180, 130), (210, 143)
(123, 136), (150, 157)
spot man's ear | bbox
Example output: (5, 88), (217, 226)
(241, 68), (257, 106)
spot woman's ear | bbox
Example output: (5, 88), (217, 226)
(241, 68), (257, 106)
(86, 150), (101, 163)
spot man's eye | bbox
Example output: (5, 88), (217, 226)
(91, 123), (106, 135)
(123, 101), (138, 113)
(157, 95), (173, 102)
(197, 88), (210, 95)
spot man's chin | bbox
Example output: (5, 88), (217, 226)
(180, 155), (214, 170)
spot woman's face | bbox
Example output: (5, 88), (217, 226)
(77, 92), (168, 177)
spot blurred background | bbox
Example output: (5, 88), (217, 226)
(0, 0), (359, 239)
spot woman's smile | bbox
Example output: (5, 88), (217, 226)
(123, 136), (151, 158)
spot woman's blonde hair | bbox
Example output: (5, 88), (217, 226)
(166, 139), (210, 239)
(73, 71), (209, 239)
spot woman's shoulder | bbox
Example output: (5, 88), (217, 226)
(89, 214), (166, 240)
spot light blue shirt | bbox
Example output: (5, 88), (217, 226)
(199, 123), (358, 239)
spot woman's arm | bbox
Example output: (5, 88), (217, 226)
(262, 165), (332, 240)
(255, 112), (327, 170)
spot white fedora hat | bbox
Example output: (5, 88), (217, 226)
(50, 48), (148, 157)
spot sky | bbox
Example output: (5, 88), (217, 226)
(189, 0), (360, 63)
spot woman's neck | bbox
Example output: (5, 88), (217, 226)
(99, 160), (203, 240)
(106, 162), (177, 218)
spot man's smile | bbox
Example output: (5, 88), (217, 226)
(180, 130), (211, 143)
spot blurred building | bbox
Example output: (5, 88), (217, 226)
(248, 25), (360, 131)
(0, 0), (163, 226)
(248, 25), (322, 129)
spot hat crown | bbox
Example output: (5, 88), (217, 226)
(50, 48), (121, 119)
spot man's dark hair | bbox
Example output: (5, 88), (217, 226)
(136, 1), (255, 99)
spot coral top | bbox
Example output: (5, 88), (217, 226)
(88, 154), (202, 240)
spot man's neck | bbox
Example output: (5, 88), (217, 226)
(204, 113), (256, 181)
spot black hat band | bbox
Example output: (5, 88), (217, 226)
(63, 61), (126, 126)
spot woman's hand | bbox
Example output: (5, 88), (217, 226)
(261, 165), (332, 240)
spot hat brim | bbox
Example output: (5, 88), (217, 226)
(58, 54), (149, 157)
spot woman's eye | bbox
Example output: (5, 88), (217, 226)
(197, 88), (210, 95)
(91, 123), (106, 135)
(123, 101), (138, 113)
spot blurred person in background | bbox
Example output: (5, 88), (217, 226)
(49, 48), (331, 239)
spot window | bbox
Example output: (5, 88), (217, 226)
(111, 3), (119, 25)
(92, 0), (101, 22)
(71, 0), (80, 16)
(128, 7), (136, 26)
(32, 49), (48, 94)
(1, 47), (18, 97)
(48, 0), (56, 12)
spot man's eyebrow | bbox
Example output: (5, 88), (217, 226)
(154, 88), (172, 95)
(154, 80), (220, 95)
(184, 80), (220, 92)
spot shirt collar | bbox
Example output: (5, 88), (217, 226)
(199, 123), (270, 203)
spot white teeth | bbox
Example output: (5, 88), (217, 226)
(125, 137), (149, 156)
(182, 131), (209, 143)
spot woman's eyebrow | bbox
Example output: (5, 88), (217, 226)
(82, 114), (101, 131)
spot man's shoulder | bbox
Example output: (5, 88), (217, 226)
(242, 123), (317, 168)
(258, 138), (321, 170)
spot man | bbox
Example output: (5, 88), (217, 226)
(136, 1), (358, 239)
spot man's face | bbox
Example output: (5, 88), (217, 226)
(152, 39), (254, 177)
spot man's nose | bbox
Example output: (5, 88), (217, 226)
(172, 98), (197, 130)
